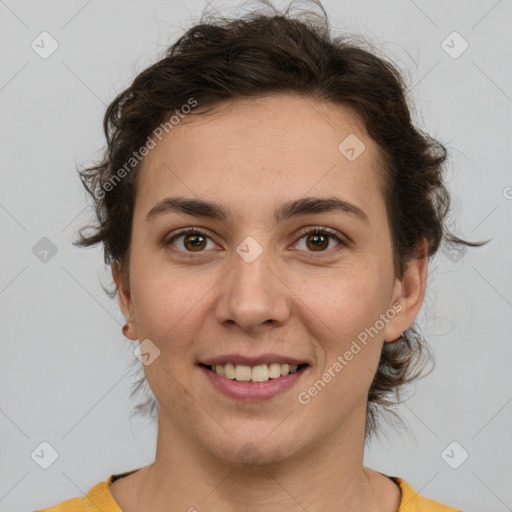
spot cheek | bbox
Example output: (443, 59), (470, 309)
(293, 264), (388, 390)
(130, 263), (209, 355)
(294, 263), (391, 339)
(297, 275), (386, 418)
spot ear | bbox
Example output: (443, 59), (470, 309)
(112, 260), (139, 340)
(382, 239), (429, 343)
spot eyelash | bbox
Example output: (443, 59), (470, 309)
(164, 226), (348, 258)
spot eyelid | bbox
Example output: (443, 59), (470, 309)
(163, 227), (217, 258)
(295, 226), (349, 247)
(289, 226), (349, 257)
(164, 225), (349, 256)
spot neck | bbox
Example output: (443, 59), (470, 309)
(133, 407), (383, 512)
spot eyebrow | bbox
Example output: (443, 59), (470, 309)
(146, 195), (369, 225)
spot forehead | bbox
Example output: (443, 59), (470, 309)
(135, 94), (384, 221)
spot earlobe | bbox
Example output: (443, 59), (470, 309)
(383, 239), (429, 343)
(387, 331), (405, 343)
(112, 260), (139, 340)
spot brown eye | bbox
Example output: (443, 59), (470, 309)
(295, 227), (346, 253)
(165, 228), (215, 256)
(182, 232), (207, 251)
(305, 232), (329, 251)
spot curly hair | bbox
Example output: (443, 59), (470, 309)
(73, 0), (487, 440)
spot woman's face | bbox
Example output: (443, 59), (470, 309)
(115, 94), (426, 466)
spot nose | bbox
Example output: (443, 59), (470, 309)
(214, 243), (291, 333)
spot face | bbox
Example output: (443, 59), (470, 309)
(114, 94), (426, 467)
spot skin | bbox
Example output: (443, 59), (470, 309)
(111, 93), (428, 512)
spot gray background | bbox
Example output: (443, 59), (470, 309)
(1, 1), (511, 510)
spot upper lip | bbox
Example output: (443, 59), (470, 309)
(200, 353), (309, 367)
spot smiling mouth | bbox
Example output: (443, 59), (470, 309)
(199, 363), (309, 383)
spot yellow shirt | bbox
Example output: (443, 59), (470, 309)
(34, 470), (462, 511)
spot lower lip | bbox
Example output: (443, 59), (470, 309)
(199, 365), (308, 402)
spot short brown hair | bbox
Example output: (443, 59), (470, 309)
(74, 0), (487, 440)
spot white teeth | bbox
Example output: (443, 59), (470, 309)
(210, 362), (304, 382)
(224, 363), (235, 379)
(235, 364), (252, 381)
(251, 364), (269, 382)
(268, 363), (281, 378)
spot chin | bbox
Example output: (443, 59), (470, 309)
(201, 422), (308, 469)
